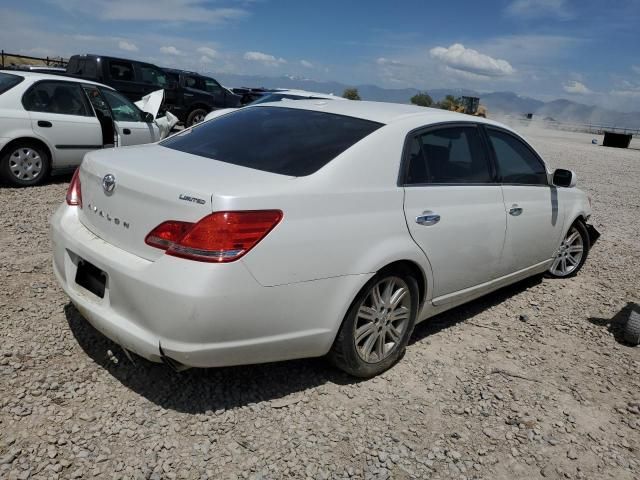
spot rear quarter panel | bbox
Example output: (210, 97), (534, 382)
(235, 123), (433, 289)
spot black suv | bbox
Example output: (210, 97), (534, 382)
(162, 68), (241, 126)
(66, 54), (169, 103)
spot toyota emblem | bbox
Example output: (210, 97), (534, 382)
(102, 174), (116, 194)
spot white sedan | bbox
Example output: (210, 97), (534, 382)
(0, 71), (168, 186)
(203, 88), (343, 122)
(50, 101), (598, 377)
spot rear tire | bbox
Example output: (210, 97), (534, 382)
(328, 268), (419, 378)
(0, 141), (51, 187)
(624, 311), (640, 346)
(186, 108), (208, 127)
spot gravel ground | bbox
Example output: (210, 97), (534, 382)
(1, 128), (639, 480)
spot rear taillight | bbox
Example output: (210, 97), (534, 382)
(145, 210), (283, 262)
(66, 168), (82, 207)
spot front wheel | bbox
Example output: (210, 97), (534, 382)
(328, 269), (419, 378)
(624, 311), (640, 346)
(547, 220), (590, 278)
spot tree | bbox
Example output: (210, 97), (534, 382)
(410, 92), (433, 107)
(437, 94), (462, 111)
(342, 88), (361, 100)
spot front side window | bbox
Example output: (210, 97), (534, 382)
(140, 65), (167, 88)
(161, 106), (383, 176)
(100, 89), (143, 122)
(487, 129), (547, 185)
(22, 81), (91, 116)
(109, 61), (134, 81)
(405, 126), (492, 184)
(204, 78), (222, 95)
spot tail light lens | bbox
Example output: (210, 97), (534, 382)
(145, 210), (283, 262)
(66, 168), (82, 207)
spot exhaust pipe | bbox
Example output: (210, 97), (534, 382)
(158, 343), (191, 372)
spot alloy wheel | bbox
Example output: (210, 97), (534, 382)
(549, 226), (584, 277)
(9, 147), (43, 181)
(354, 276), (412, 363)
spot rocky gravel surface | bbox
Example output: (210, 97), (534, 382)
(1, 128), (639, 480)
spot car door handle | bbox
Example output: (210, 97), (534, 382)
(416, 211), (441, 226)
(509, 205), (523, 216)
(184, 93), (194, 97)
(122, 128), (131, 135)
(37, 120), (52, 128)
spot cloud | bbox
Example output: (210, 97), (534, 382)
(300, 59), (313, 68)
(505, 0), (572, 19)
(430, 43), (515, 77)
(197, 46), (218, 58)
(118, 40), (138, 52)
(47, 0), (248, 23)
(563, 81), (591, 94)
(243, 51), (286, 66)
(632, 65), (640, 75)
(160, 46), (181, 55)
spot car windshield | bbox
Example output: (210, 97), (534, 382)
(0, 72), (24, 95)
(161, 106), (383, 176)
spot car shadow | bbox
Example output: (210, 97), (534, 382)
(64, 275), (545, 413)
(64, 303), (361, 414)
(587, 302), (640, 346)
(410, 274), (543, 343)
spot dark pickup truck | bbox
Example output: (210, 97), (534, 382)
(162, 68), (241, 126)
(65, 55), (241, 126)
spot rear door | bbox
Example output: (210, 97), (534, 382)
(402, 124), (506, 303)
(104, 59), (144, 102)
(100, 88), (159, 146)
(485, 127), (565, 274)
(22, 80), (102, 168)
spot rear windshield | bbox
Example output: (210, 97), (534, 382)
(0, 72), (24, 95)
(161, 106), (383, 176)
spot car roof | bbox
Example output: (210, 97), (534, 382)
(0, 70), (115, 90)
(255, 99), (511, 130)
(265, 89), (344, 100)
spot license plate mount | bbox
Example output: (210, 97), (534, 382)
(75, 259), (106, 299)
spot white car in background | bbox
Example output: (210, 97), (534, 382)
(203, 89), (343, 122)
(51, 101), (598, 377)
(0, 71), (174, 186)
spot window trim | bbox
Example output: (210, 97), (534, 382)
(481, 125), (550, 187)
(398, 121), (499, 187)
(21, 80), (95, 118)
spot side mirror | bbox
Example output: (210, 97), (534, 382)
(552, 168), (577, 188)
(142, 112), (155, 123)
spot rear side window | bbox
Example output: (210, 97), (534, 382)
(0, 72), (23, 94)
(405, 126), (493, 184)
(487, 129), (547, 185)
(139, 65), (167, 87)
(161, 106), (383, 176)
(109, 61), (134, 81)
(22, 81), (92, 116)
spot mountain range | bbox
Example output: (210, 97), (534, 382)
(214, 73), (640, 129)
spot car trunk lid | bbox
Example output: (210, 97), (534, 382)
(77, 143), (293, 261)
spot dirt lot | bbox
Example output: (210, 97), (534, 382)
(1, 128), (639, 480)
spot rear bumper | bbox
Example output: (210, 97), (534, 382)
(50, 204), (370, 368)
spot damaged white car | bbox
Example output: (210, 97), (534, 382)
(0, 71), (177, 186)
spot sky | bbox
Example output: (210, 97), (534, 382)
(2, 0), (640, 111)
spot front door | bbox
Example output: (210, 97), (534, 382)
(100, 88), (159, 146)
(402, 124), (506, 301)
(484, 127), (566, 274)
